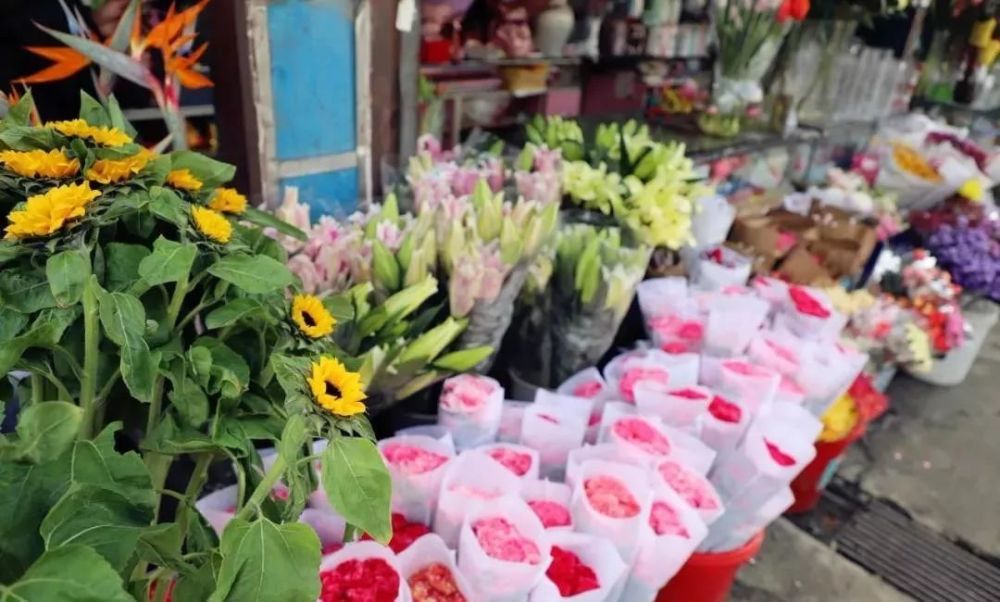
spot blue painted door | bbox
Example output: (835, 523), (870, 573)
(258, 0), (362, 217)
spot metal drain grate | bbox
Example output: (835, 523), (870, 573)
(835, 499), (1000, 602)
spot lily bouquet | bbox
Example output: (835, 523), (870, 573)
(408, 134), (504, 211)
(0, 94), (394, 600)
(271, 190), (493, 406)
(512, 223), (652, 388)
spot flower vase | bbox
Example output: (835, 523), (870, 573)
(534, 0), (575, 57)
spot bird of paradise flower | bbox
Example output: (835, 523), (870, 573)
(17, 0), (213, 150)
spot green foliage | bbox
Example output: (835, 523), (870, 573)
(0, 96), (391, 600)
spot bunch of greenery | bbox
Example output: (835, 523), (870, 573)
(0, 93), (392, 601)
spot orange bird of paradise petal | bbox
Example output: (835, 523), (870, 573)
(19, 46), (92, 84)
(144, 0), (210, 51)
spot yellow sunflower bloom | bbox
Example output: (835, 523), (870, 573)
(191, 206), (232, 244)
(307, 356), (367, 416)
(209, 187), (248, 214)
(4, 182), (101, 240)
(166, 168), (203, 191)
(291, 294), (336, 338)
(85, 151), (151, 184)
(0, 149), (80, 179)
(48, 119), (133, 147)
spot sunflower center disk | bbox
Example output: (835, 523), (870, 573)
(303, 311), (317, 327)
(324, 380), (342, 398)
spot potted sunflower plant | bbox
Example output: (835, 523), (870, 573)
(0, 92), (392, 601)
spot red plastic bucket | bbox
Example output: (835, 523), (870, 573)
(655, 531), (765, 602)
(787, 422), (865, 514)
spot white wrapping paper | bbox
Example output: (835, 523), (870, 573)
(520, 479), (574, 530)
(529, 531), (628, 602)
(395, 425), (457, 451)
(396, 534), (476, 600)
(477, 443), (541, 481)
(571, 460), (653, 565)
(717, 359), (780, 417)
(534, 389), (595, 430)
(378, 434), (455, 524)
(700, 486), (793, 553)
(798, 340), (868, 417)
(299, 508), (346, 552)
(565, 444), (634, 490)
(634, 382), (712, 429)
(437, 374), (505, 450)
(776, 286), (838, 340)
(654, 458), (724, 526)
(703, 294), (770, 357)
(686, 245), (752, 291)
(750, 276), (789, 311)
(596, 402), (638, 445)
(521, 402), (588, 480)
(699, 353), (744, 388)
(690, 194), (736, 247)
(746, 330), (802, 377)
(557, 367), (616, 405)
(319, 541), (412, 602)
(434, 452), (522, 548)
(498, 401), (532, 444)
(636, 277), (689, 323)
(661, 424), (718, 475)
(754, 401), (823, 448)
(458, 495), (552, 602)
(697, 393), (751, 454)
(622, 481), (709, 602)
(195, 485), (237, 536)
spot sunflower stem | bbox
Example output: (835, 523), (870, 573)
(234, 455), (286, 522)
(79, 275), (101, 440)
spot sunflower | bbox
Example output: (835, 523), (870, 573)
(48, 119), (133, 147)
(209, 187), (248, 214)
(166, 168), (203, 191)
(5, 182), (101, 240)
(307, 356), (367, 416)
(85, 151), (151, 184)
(0, 149), (80, 179)
(191, 206), (232, 244)
(291, 294), (336, 338)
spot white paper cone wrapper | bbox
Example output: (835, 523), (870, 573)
(746, 330), (802, 377)
(557, 367), (616, 405)
(800, 341), (868, 417)
(458, 495), (552, 602)
(750, 276), (789, 311)
(434, 451), (523, 548)
(571, 460), (653, 565)
(299, 508), (346, 551)
(498, 401), (532, 444)
(691, 194), (735, 247)
(776, 286), (837, 340)
(607, 415), (675, 465)
(700, 486), (793, 553)
(654, 458), (725, 526)
(661, 424), (718, 475)
(637, 277), (689, 324)
(689, 246), (752, 291)
(395, 425), (457, 452)
(606, 357), (674, 404)
(535, 389), (595, 430)
(774, 376), (807, 406)
(437, 375), (505, 450)
(709, 422), (816, 517)
(530, 531), (628, 602)
(565, 444), (634, 490)
(396, 533), (476, 600)
(319, 541), (412, 602)
(635, 383), (711, 429)
(699, 354), (743, 388)
(596, 402), (638, 445)
(696, 393), (751, 455)
(520, 479), (574, 530)
(755, 401), (823, 448)
(196, 485), (237, 536)
(520, 403), (588, 480)
(717, 359), (779, 417)
(477, 443), (542, 481)
(703, 295), (770, 357)
(378, 435), (455, 525)
(623, 481), (709, 601)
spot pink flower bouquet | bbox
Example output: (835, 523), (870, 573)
(697, 394), (750, 453)
(607, 415), (673, 463)
(529, 532), (628, 602)
(571, 460), (653, 564)
(686, 245), (752, 291)
(458, 496), (553, 602)
(397, 534), (476, 602)
(717, 359), (780, 417)
(434, 452), (522, 548)
(480, 443), (541, 481)
(703, 294), (770, 357)
(634, 383), (712, 429)
(438, 374), (504, 450)
(655, 459), (724, 526)
(319, 541), (410, 602)
(623, 481), (708, 602)
(379, 434), (455, 524)
(520, 479), (574, 530)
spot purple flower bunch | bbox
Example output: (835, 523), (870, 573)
(926, 218), (1000, 300)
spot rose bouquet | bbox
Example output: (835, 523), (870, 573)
(0, 95), (393, 600)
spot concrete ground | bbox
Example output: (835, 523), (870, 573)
(729, 324), (1000, 601)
